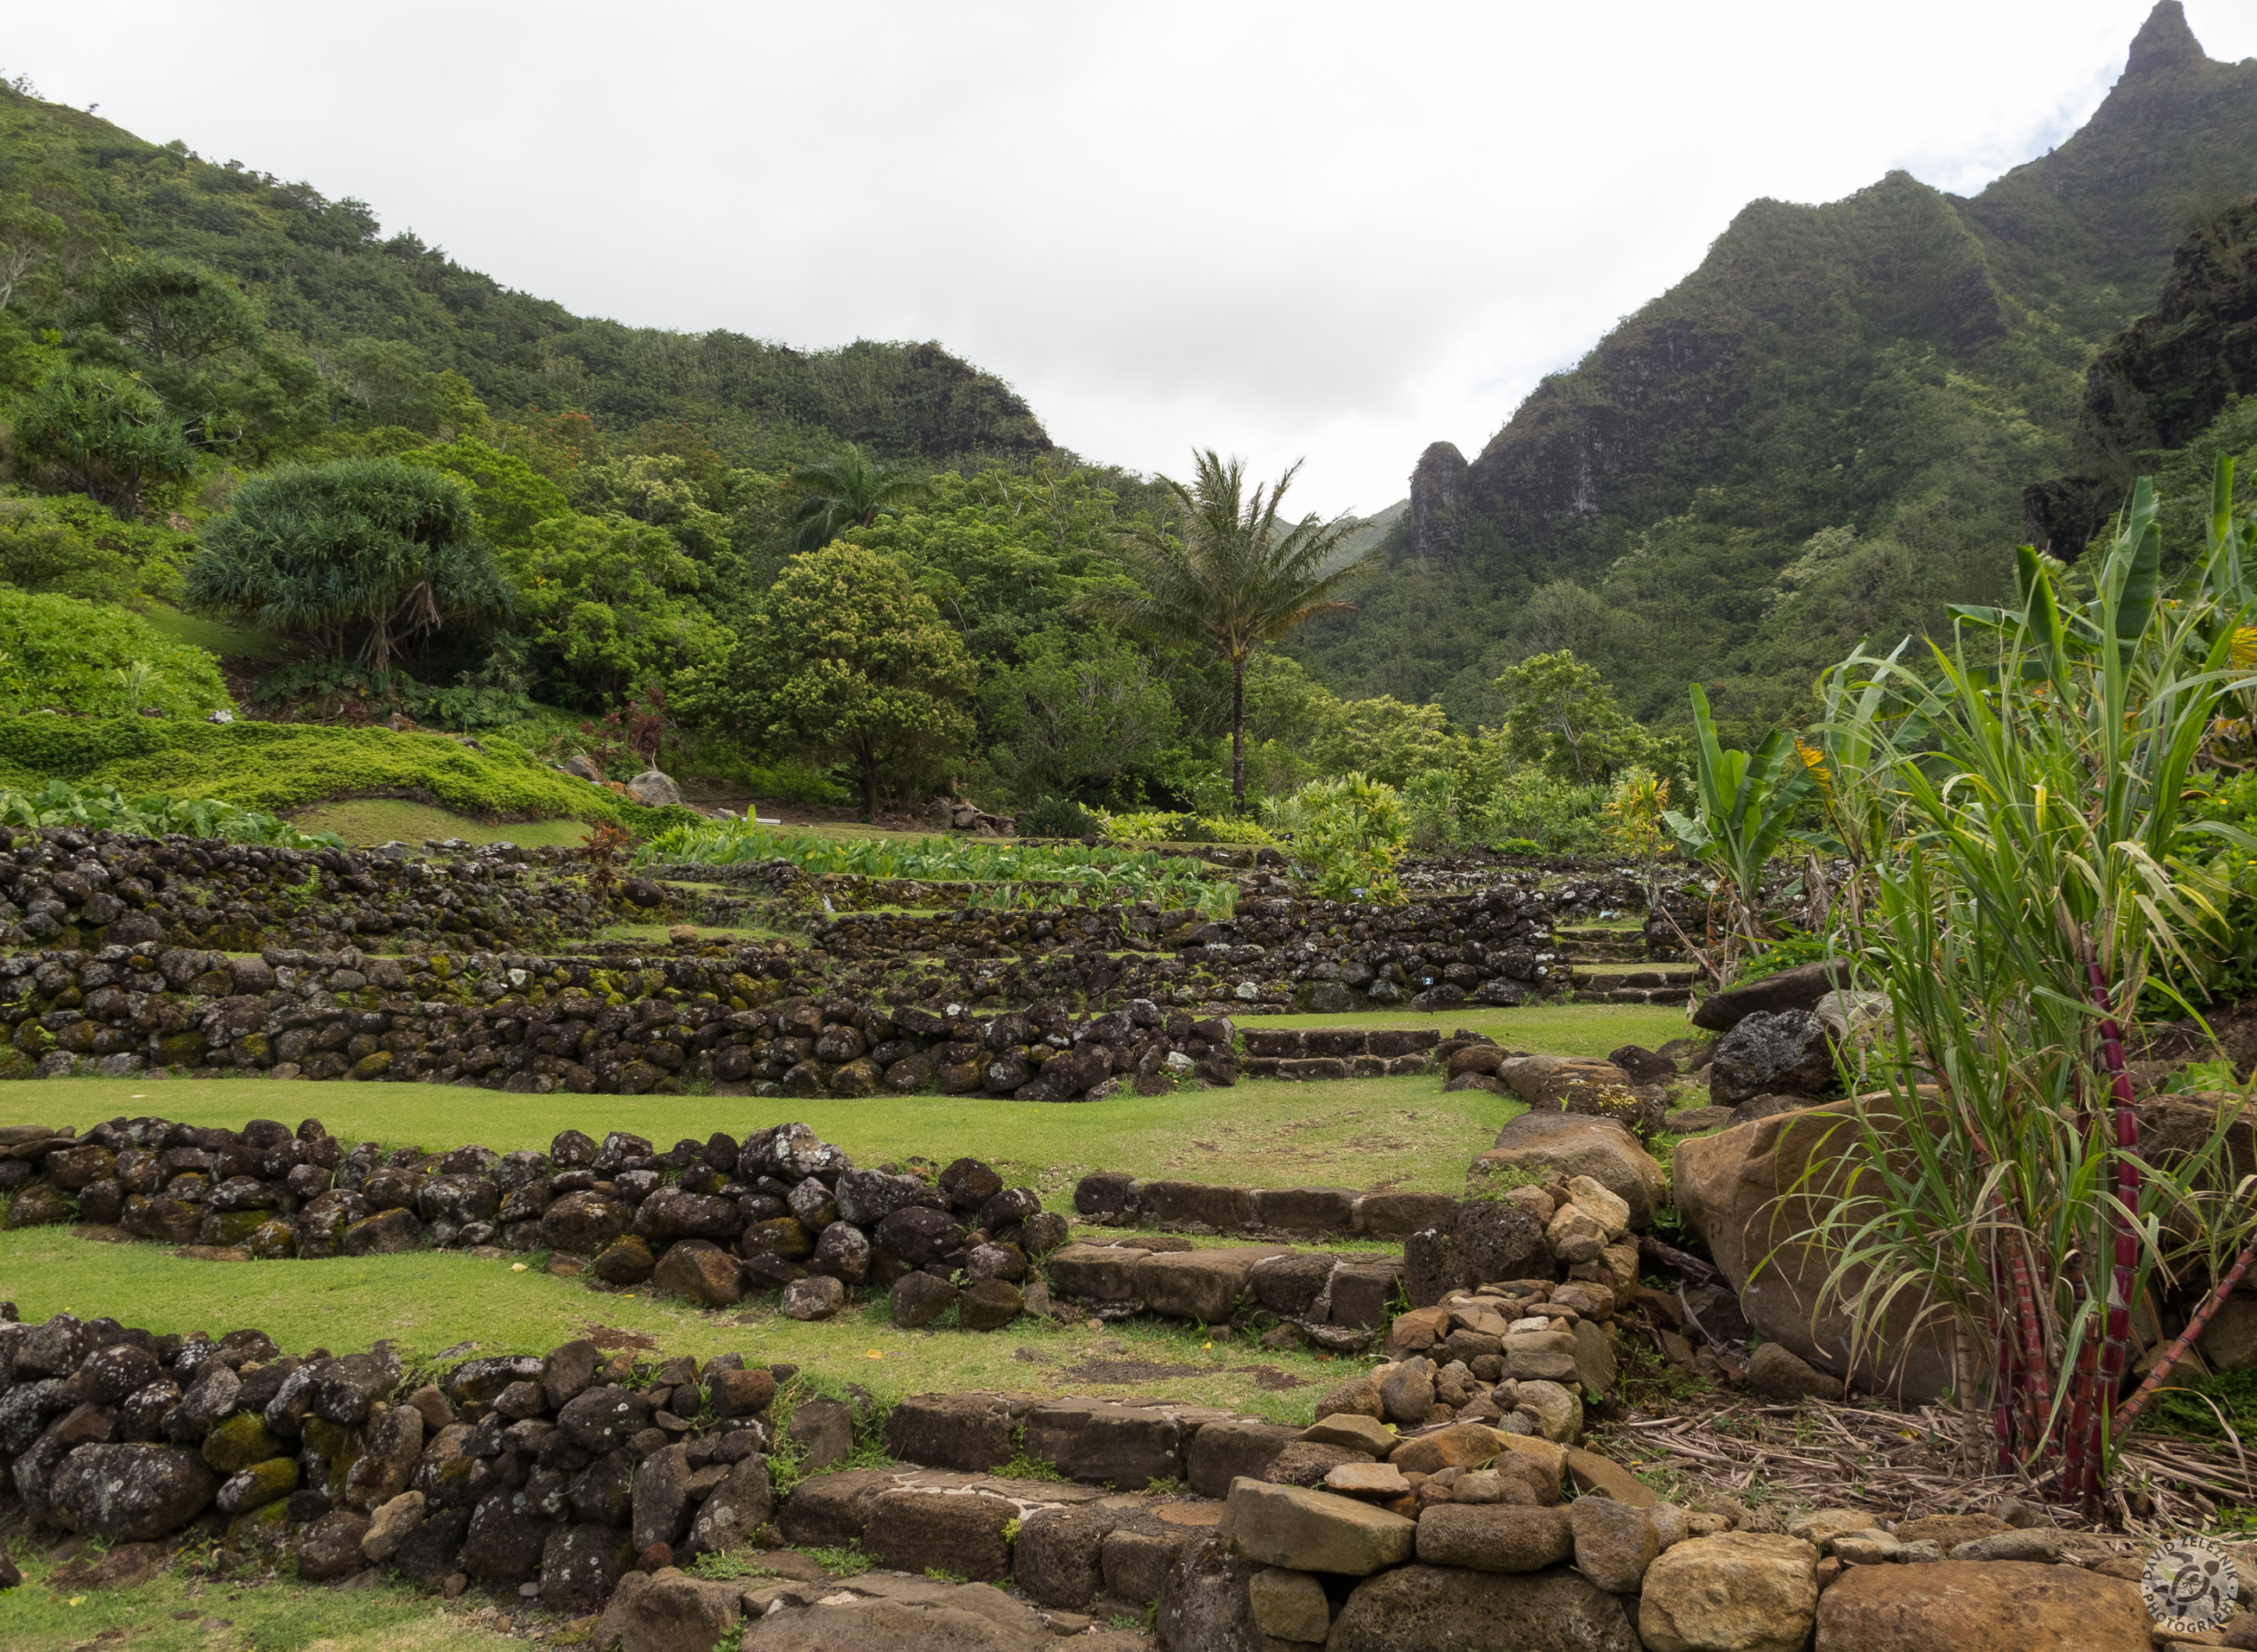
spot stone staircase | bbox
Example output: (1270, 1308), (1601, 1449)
(1554, 923), (1696, 1006)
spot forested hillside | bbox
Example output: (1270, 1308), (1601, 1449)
(0, 85), (1053, 473)
(1295, 1), (2257, 739)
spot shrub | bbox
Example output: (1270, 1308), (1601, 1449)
(186, 458), (510, 674)
(1018, 794), (1101, 839)
(1267, 772), (1407, 902)
(0, 492), (190, 604)
(1095, 808), (1190, 844)
(0, 590), (231, 719)
(1479, 769), (1610, 852)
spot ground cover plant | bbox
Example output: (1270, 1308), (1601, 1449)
(0, 779), (343, 848)
(0, 718), (688, 829)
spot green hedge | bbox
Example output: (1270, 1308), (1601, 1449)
(0, 718), (694, 833)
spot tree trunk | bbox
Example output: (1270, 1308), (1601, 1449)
(860, 760), (878, 825)
(1231, 654), (1247, 817)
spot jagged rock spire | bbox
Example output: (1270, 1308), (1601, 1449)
(2124, 1), (2204, 77)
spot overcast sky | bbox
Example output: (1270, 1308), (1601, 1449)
(8, 2), (2255, 516)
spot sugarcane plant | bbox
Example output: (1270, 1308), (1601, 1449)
(1801, 458), (2257, 1512)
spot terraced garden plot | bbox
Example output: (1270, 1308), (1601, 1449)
(0, 1221), (1343, 1420)
(0, 1069), (1519, 1199)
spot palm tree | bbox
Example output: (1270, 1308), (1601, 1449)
(1089, 450), (1372, 814)
(781, 443), (929, 551)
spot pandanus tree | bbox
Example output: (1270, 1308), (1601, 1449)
(1798, 457), (2257, 1508)
(780, 443), (929, 552)
(186, 458), (510, 674)
(1086, 450), (1372, 815)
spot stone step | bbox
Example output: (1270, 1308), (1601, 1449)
(1569, 967), (1697, 987)
(1570, 986), (1693, 1005)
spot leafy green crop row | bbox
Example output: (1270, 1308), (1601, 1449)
(638, 818), (1235, 913)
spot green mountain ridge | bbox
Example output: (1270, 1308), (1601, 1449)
(0, 89), (1053, 472)
(1295, 0), (2257, 737)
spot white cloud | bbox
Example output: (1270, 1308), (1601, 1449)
(9, 1), (2254, 516)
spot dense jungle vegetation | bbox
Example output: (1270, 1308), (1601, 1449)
(0, 3), (2254, 859)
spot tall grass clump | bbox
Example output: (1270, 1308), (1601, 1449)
(1801, 459), (2257, 1507)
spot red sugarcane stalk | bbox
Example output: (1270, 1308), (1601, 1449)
(2007, 1234), (2051, 1462)
(2061, 1254), (2089, 1498)
(2060, 1249), (2099, 1503)
(2088, 955), (2143, 1480)
(1994, 1290), (2017, 1472)
(2114, 1231), (2257, 1437)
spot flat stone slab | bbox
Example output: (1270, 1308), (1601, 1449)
(1219, 1478), (1417, 1575)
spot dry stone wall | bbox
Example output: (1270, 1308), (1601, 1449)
(0, 1308), (786, 1610)
(0, 935), (1239, 1097)
(0, 829), (672, 958)
(0, 1116), (1074, 1330)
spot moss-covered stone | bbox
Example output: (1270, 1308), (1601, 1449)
(202, 1413), (284, 1472)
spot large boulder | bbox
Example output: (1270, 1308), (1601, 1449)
(1640, 1531), (1820, 1652)
(1469, 1112), (1667, 1229)
(50, 1444), (216, 1541)
(1709, 1010), (1833, 1106)
(1218, 1478), (1414, 1576)
(1404, 1200), (1549, 1307)
(736, 1573), (1059, 1650)
(1813, 1559), (2148, 1652)
(1327, 1564), (1643, 1651)
(1672, 1100), (1950, 1402)
(625, 770), (683, 807)
(1692, 960), (1854, 1033)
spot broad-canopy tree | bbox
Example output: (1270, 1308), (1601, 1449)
(781, 443), (928, 552)
(186, 458), (510, 674)
(980, 626), (1178, 803)
(1087, 450), (1371, 813)
(498, 514), (726, 708)
(717, 541), (975, 820)
(9, 364), (196, 519)
(69, 256), (259, 371)
(1491, 649), (1662, 785)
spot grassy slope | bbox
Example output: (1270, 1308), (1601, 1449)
(132, 604), (291, 663)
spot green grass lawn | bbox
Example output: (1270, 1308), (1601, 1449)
(1258, 1001), (1690, 1055)
(0, 1073), (1515, 1199)
(290, 797), (598, 849)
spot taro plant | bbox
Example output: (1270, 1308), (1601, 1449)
(1801, 459), (2257, 1508)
